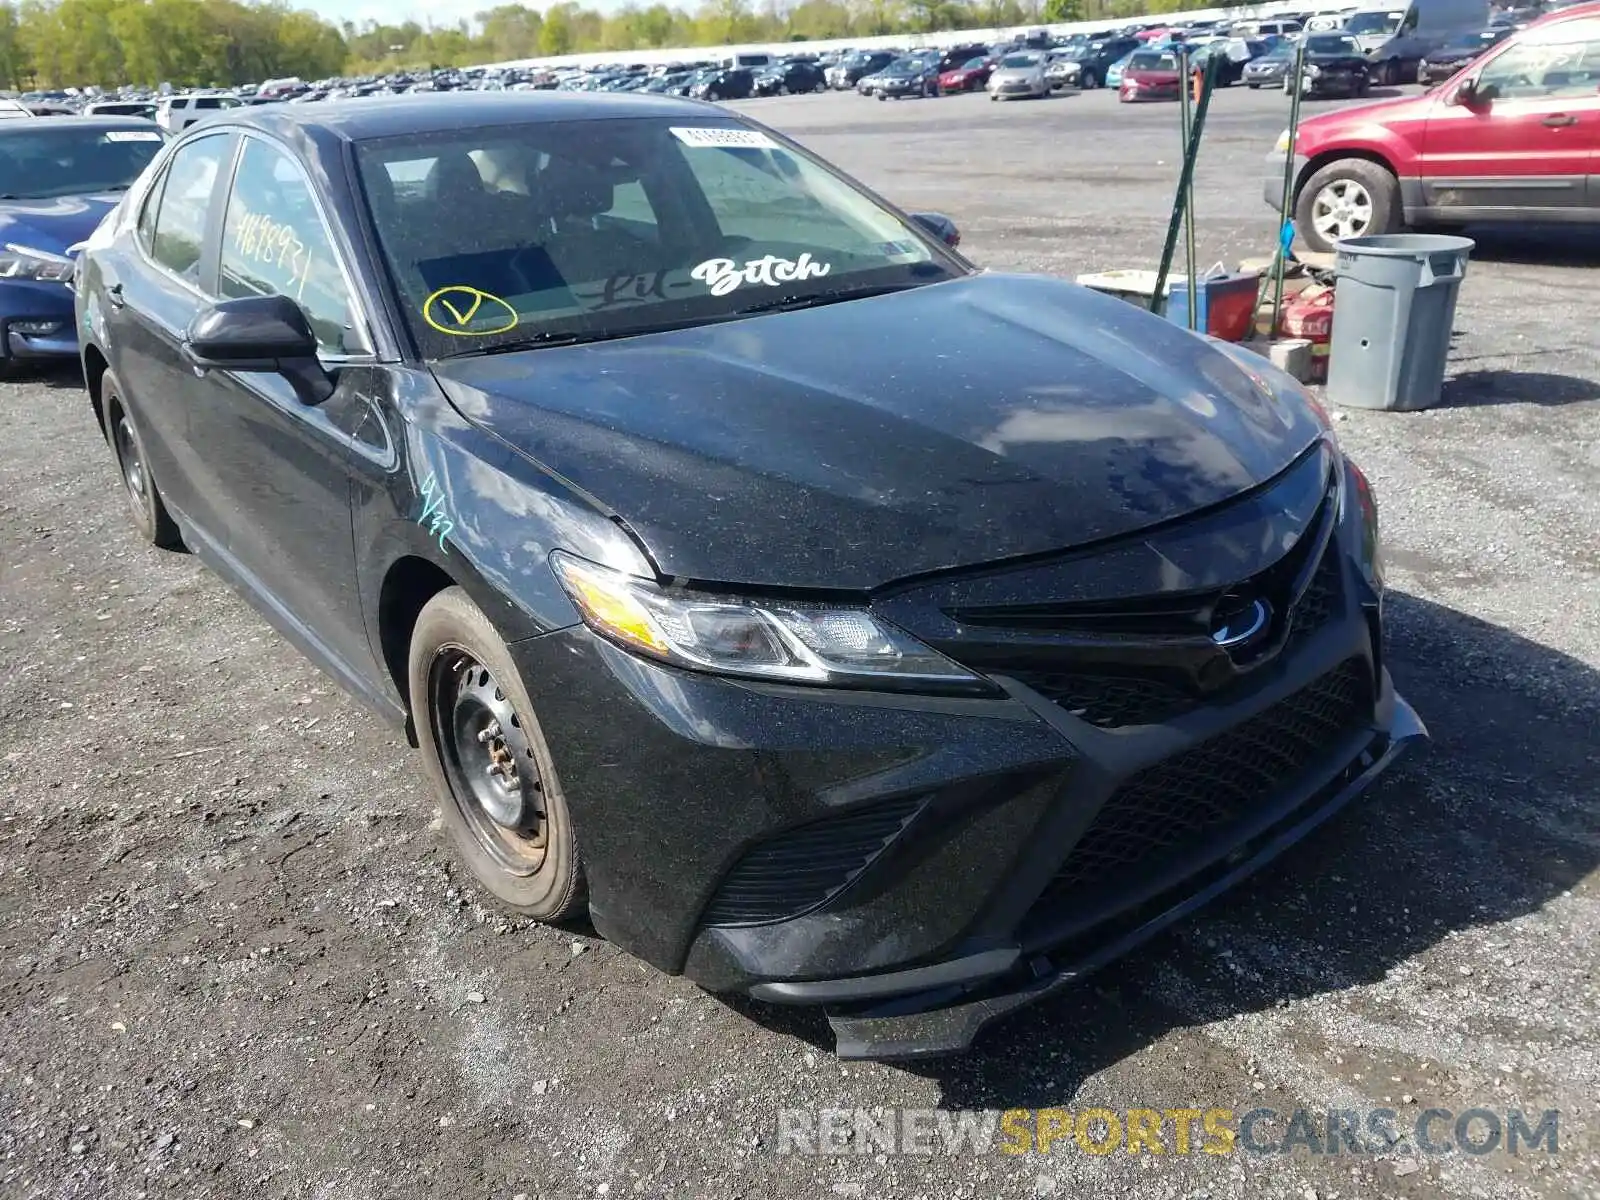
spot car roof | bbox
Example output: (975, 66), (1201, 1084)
(0, 114), (160, 134)
(220, 91), (725, 143)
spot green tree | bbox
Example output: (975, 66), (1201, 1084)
(538, 2), (575, 55)
(1041, 0), (1082, 19)
(0, 3), (29, 88)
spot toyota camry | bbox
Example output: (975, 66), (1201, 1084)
(74, 93), (1423, 1059)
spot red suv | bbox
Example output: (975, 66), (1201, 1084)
(1266, 1), (1600, 251)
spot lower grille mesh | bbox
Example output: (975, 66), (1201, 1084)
(700, 795), (924, 927)
(1037, 659), (1371, 905)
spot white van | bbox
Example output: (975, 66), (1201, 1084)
(721, 52), (773, 69)
(155, 93), (242, 134)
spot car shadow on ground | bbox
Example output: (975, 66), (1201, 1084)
(727, 592), (1599, 1105)
(4, 361), (83, 391)
(1438, 368), (1600, 408)
(1457, 225), (1600, 267)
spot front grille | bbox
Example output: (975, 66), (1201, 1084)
(1002, 540), (1345, 729)
(1035, 658), (1371, 907)
(1008, 670), (1194, 729)
(699, 795), (924, 927)
(1285, 545), (1342, 650)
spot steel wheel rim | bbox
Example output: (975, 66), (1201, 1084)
(114, 415), (147, 502)
(430, 646), (548, 876)
(1311, 179), (1373, 241)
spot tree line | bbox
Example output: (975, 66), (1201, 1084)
(0, 0), (1237, 91)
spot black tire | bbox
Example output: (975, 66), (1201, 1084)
(814, 80), (826, 92)
(103, 372), (182, 549)
(410, 587), (585, 921)
(1247, 81), (1260, 89)
(1081, 69), (1100, 89)
(1294, 157), (1402, 253)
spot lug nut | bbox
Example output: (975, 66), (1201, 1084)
(478, 721), (501, 744)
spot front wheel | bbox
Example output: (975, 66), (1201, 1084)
(1247, 81), (1260, 89)
(410, 587), (586, 921)
(1295, 157), (1402, 253)
(1081, 69), (1100, 89)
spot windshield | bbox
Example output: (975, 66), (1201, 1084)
(1129, 51), (1179, 69)
(356, 118), (961, 358)
(0, 126), (164, 199)
(1306, 34), (1362, 53)
(1001, 53), (1040, 67)
(1344, 10), (1403, 35)
(1444, 28), (1501, 48)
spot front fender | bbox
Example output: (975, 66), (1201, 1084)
(352, 369), (653, 694)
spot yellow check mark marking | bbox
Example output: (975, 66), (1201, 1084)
(437, 292), (484, 326)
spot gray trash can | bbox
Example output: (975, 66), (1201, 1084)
(1325, 233), (1474, 412)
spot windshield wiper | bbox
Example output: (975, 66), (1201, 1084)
(732, 282), (923, 317)
(437, 316), (711, 358)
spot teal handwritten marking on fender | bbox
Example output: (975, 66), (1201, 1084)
(418, 472), (454, 553)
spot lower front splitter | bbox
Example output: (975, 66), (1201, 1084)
(825, 693), (1426, 1060)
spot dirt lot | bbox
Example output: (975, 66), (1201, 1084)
(2, 85), (1598, 1200)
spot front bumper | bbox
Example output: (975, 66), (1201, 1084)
(1264, 149), (1311, 212)
(0, 280), (78, 360)
(513, 448), (1424, 1058)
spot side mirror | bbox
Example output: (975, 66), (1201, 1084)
(1449, 75), (1492, 107)
(184, 294), (334, 405)
(910, 210), (961, 249)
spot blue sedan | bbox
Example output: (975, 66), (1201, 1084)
(0, 116), (166, 369)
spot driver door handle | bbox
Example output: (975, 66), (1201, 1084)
(105, 283), (125, 308)
(1542, 114), (1577, 127)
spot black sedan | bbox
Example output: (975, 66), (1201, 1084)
(752, 60), (828, 96)
(1286, 33), (1372, 98)
(1242, 39), (1294, 88)
(1415, 26), (1511, 86)
(76, 92), (1422, 1060)
(872, 55), (941, 98)
(691, 67), (754, 101)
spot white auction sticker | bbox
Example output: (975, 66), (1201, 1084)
(105, 131), (163, 142)
(669, 126), (778, 150)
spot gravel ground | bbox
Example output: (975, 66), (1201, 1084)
(2, 85), (1597, 1200)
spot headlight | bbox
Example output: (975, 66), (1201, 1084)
(1273, 128), (1293, 153)
(550, 553), (990, 693)
(1305, 64), (1322, 77)
(1341, 459), (1383, 591)
(0, 244), (75, 283)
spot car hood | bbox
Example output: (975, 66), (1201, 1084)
(991, 67), (1041, 81)
(432, 273), (1323, 591)
(0, 193), (120, 256)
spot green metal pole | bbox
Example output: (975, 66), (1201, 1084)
(1270, 39), (1308, 338)
(1178, 47), (1198, 329)
(1151, 53), (1219, 317)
